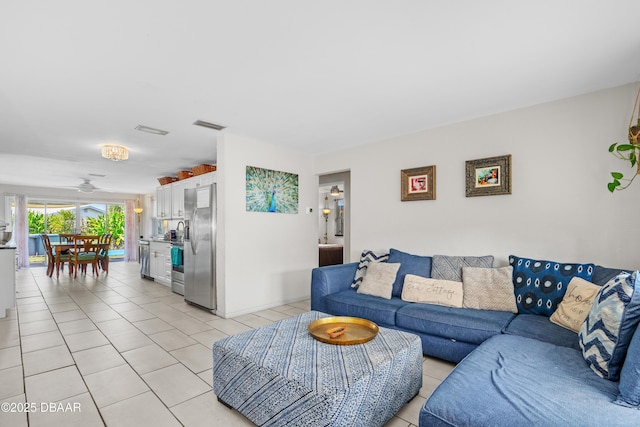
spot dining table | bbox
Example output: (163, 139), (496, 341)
(50, 236), (107, 277)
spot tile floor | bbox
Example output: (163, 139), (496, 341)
(0, 262), (456, 427)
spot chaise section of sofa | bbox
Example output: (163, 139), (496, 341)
(420, 332), (640, 426)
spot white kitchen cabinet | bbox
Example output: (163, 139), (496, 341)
(156, 186), (172, 219)
(195, 171), (216, 187)
(171, 180), (188, 219)
(0, 248), (16, 318)
(156, 172), (216, 219)
(149, 242), (171, 287)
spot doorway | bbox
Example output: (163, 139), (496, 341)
(318, 171), (350, 265)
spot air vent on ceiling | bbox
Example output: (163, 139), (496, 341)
(135, 125), (169, 135)
(193, 120), (226, 131)
(89, 173), (106, 178)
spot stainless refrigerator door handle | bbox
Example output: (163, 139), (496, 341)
(191, 207), (198, 255)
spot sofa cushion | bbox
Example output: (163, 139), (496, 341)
(615, 324), (640, 408)
(350, 249), (389, 288)
(406, 330), (478, 363)
(462, 266), (517, 313)
(504, 313), (580, 350)
(387, 248), (432, 298)
(591, 265), (629, 286)
(356, 262), (400, 299)
(579, 271), (640, 381)
(401, 275), (463, 308)
(396, 303), (514, 345)
(509, 255), (594, 316)
(431, 254), (493, 282)
(420, 334), (635, 427)
(550, 277), (601, 332)
(324, 289), (409, 327)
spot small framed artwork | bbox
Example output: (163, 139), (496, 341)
(465, 155), (512, 197)
(401, 165), (436, 201)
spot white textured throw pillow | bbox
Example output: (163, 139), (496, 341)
(351, 250), (390, 288)
(356, 262), (400, 299)
(401, 274), (464, 308)
(550, 277), (601, 332)
(462, 266), (517, 313)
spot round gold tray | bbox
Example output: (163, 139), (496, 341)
(308, 316), (379, 345)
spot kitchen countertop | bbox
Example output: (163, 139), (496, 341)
(149, 238), (183, 245)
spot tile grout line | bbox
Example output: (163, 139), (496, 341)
(13, 264), (427, 426)
(50, 270), (185, 426)
(26, 267), (108, 427)
(25, 265), (243, 424)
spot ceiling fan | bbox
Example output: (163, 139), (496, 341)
(70, 178), (101, 193)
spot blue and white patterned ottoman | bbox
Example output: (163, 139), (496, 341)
(213, 310), (422, 427)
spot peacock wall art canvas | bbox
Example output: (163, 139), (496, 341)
(246, 166), (299, 214)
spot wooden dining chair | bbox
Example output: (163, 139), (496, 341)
(41, 234), (55, 277)
(42, 234), (71, 278)
(59, 233), (76, 243)
(68, 235), (101, 278)
(98, 233), (113, 274)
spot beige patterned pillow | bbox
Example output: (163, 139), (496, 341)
(551, 277), (601, 332)
(356, 262), (400, 299)
(462, 266), (517, 313)
(401, 274), (463, 308)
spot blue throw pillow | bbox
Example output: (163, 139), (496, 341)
(387, 248), (432, 298)
(579, 271), (640, 381)
(615, 324), (640, 407)
(509, 255), (594, 317)
(592, 266), (629, 286)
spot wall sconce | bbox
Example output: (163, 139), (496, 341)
(134, 199), (143, 222)
(322, 195), (331, 218)
(322, 195), (331, 244)
(330, 185), (341, 196)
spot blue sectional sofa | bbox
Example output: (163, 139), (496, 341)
(311, 261), (592, 363)
(310, 255), (640, 426)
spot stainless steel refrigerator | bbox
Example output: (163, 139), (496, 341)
(184, 184), (216, 312)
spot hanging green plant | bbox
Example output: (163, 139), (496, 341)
(608, 86), (640, 192)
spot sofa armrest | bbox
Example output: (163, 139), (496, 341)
(311, 263), (358, 313)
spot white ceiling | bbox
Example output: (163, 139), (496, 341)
(1, 1), (640, 195)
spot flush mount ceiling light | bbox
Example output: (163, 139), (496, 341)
(135, 125), (169, 135)
(101, 144), (129, 161)
(193, 120), (226, 131)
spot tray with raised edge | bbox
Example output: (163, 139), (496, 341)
(308, 316), (379, 345)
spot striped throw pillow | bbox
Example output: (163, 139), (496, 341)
(351, 250), (389, 288)
(579, 271), (640, 380)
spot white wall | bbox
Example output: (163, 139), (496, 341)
(216, 133), (318, 318)
(315, 83), (640, 269)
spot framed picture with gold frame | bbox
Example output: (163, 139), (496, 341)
(465, 155), (512, 197)
(401, 165), (436, 201)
